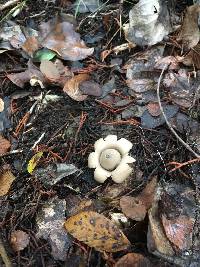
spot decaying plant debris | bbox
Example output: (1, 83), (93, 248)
(0, 0), (200, 266)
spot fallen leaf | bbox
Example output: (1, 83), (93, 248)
(0, 25), (26, 49)
(147, 203), (174, 256)
(33, 48), (57, 62)
(161, 215), (194, 251)
(22, 36), (40, 57)
(114, 253), (152, 267)
(0, 167), (15, 196)
(7, 60), (46, 88)
(0, 135), (11, 155)
(147, 102), (161, 117)
(141, 104), (179, 128)
(120, 177), (157, 221)
(7, 70), (30, 88)
(120, 196), (147, 221)
(163, 69), (199, 108)
(34, 163), (79, 186)
(27, 151), (43, 174)
(63, 74), (89, 101)
(54, 59), (73, 86)
(79, 80), (102, 97)
(10, 230), (30, 251)
(40, 60), (60, 83)
(125, 46), (164, 102)
(100, 76), (116, 99)
(178, 4), (200, 50)
(0, 19), (93, 61)
(36, 197), (71, 261)
(39, 20), (94, 61)
(64, 211), (130, 252)
(0, 98), (4, 112)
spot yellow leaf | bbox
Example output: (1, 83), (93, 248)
(27, 151), (43, 174)
(64, 211), (130, 252)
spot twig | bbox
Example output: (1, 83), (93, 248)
(167, 158), (200, 172)
(0, 236), (12, 267)
(157, 65), (200, 158)
(0, 0), (20, 11)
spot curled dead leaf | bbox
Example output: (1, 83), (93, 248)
(40, 60), (60, 83)
(63, 74), (89, 101)
(7, 60), (46, 88)
(147, 203), (174, 256)
(39, 20), (94, 61)
(0, 135), (11, 155)
(10, 230), (30, 251)
(7, 70), (30, 88)
(0, 167), (15, 196)
(64, 211), (130, 252)
(120, 177), (157, 221)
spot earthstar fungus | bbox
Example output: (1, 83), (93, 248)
(88, 135), (135, 183)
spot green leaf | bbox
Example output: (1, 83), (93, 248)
(33, 48), (56, 62)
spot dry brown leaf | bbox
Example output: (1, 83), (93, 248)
(0, 97), (4, 112)
(147, 102), (161, 117)
(114, 253), (152, 267)
(79, 80), (102, 97)
(54, 59), (73, 86)
(64, 211), (130, 252)
(40, 60), (60, 83)
(178, 4), (200, 49)
(10, 230), (30, 251)
(140, 176), (157, 209)
(39, 20), (94, 61)
(0, 135), (11, 155)
(63, 74), (89, 101)
(0, 167), (15, 196)
(147, 203), (174, 256)
(120, 177), (157, 221)
(7, 60), (46, 88)
(161, 214), (194, 251)
(22, 36), (40, 57)
(7, 70), (31, 88)
(120, 196), (147, 221)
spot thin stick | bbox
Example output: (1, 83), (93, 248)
(157, 66), (200, 158)
(0, 0), (20, 11)
(0, 236), (12, 267)
(167, 158), (200, 172)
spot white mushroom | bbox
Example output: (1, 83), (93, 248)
(99, 149), (121, 171)
(88, 135), (136, 183)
